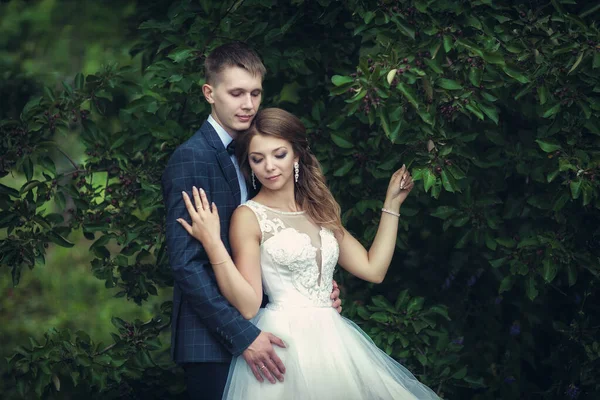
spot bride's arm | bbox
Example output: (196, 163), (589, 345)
(336, 166), (414, 283)
(177, 187), (263, 319)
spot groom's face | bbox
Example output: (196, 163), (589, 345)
(203, 66), (263, 137)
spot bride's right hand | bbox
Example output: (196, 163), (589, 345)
(177, 186), (221, 247)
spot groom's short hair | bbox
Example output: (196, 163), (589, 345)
(205, 42), (266, 85)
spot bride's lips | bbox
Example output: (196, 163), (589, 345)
(265, 175), (281, 181)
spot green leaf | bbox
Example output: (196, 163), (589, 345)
(427, 305), (450, 320)
(499, 276), (514, 293)
(468, 68), (482, 87)
(423, 169), (436, 193)
(594, 52), (600, 69)
(396, 83), (419, 109)
(333, 160), (354, 177)
(431, 206), (457, 219)
(407, 297), (424, 314)
(537, 85), (548, 105)
(568, 51), (585, 74)
(424, 58), (443, 74)
(526, 275), (538, 301)
(331, 75), (354, 86)
(23, 157), (34, 181)
(371, 312), (389, 323)
(443, 35), (453, 52)
(168, 48), (194, 63)
(547, 169), (560, 183)
(489, 258), (506, 268)
(440, 170), (457, 192)
(74, 73), (84, 90)
(452, 367), (467, 380)
(570, 180), (582, 199)
(465, 104), (484, 120)
(502, 67), (530, 83)
(542, 260), (559, 283)
(330, 133), (353, 149)
(454, 229), (472, 249)
(566, 265), (577, 286)
(478, 102), (499, 124)
(438, 79), (463, 90)
(0, 183), (20, 197)
(47, 231), (74, 248)
(542, 103), (561, 118)
(20, 180), (42, 194)
(393, 18), (415, 40)
(535, 139), (562, 153)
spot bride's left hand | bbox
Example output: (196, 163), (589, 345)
(385, 164), (414, 205)
(177, 186), (221, 247)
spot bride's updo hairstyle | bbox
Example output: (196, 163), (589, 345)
(236, 108), (343, 236)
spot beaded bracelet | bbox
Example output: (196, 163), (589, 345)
(381, 208), (401, 217)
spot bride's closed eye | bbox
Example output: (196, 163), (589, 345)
(250, 152), (287, 164)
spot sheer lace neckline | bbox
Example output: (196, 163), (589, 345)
(247, 200), (305, 215)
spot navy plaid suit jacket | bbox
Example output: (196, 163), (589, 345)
(162, 120), (260, 363)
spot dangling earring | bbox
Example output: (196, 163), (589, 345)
(251, 170), (257, 190)
(294, 161), (299, 183)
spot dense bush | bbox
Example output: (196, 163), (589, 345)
(1, 0), (599, 398)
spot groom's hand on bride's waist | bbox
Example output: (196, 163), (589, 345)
(242, 331), (286, 384)
(331, 279), (342, 314)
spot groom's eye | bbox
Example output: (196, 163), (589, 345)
(230, 91), (242, 97)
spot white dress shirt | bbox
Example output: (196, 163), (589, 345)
(207, 115), (248, 204)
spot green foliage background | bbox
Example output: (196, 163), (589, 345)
(1, 0), (599, 399)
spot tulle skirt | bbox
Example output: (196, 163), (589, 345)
(222, 306), (440, 400)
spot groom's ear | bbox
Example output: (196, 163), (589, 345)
(202, 83), (214, 104)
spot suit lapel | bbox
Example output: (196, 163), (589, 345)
(201, 121), (242, 204)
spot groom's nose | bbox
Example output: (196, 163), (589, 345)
(241, 93), (253, 110)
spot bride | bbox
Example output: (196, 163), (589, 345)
(177, 108), (440, 399)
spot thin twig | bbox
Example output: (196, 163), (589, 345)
(56, 147), (78, 170)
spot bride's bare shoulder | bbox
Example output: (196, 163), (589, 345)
(230, 204), (261, 236)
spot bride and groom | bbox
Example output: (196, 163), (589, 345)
(162, 42), (440, 399)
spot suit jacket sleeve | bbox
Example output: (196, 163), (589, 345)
(163, 146), (260, 356)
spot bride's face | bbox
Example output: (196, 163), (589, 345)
(248, 134), (299, 191)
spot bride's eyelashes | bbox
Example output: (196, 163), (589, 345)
(250, 152), (288, 164)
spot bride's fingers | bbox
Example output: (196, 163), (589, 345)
(199, 188), (211, 212)
(176, 218), (193, 235)
(181, 191), (197, 215)
(211, 202), (219, 217)
(192, 186), (202, 211)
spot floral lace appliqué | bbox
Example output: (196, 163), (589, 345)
(264, 227), (339, 307)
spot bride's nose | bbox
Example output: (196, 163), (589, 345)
(264, 157), (276, 172)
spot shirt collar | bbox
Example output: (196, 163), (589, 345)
(207, 115), (234, 149)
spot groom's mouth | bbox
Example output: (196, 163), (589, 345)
(237, 115), (253, 122)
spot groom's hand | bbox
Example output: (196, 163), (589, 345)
(242, 332), (286, 384)
(331, 279), (342, 313)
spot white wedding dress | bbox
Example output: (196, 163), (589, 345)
(222, 200), (440, 400)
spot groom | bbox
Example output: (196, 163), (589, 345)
(162, 42), (342, 400)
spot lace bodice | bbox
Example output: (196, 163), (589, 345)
(241, 200), (339, 309)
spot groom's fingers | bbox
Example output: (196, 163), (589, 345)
(263, 357), (283, 383)
(248, 363), (264, 383)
